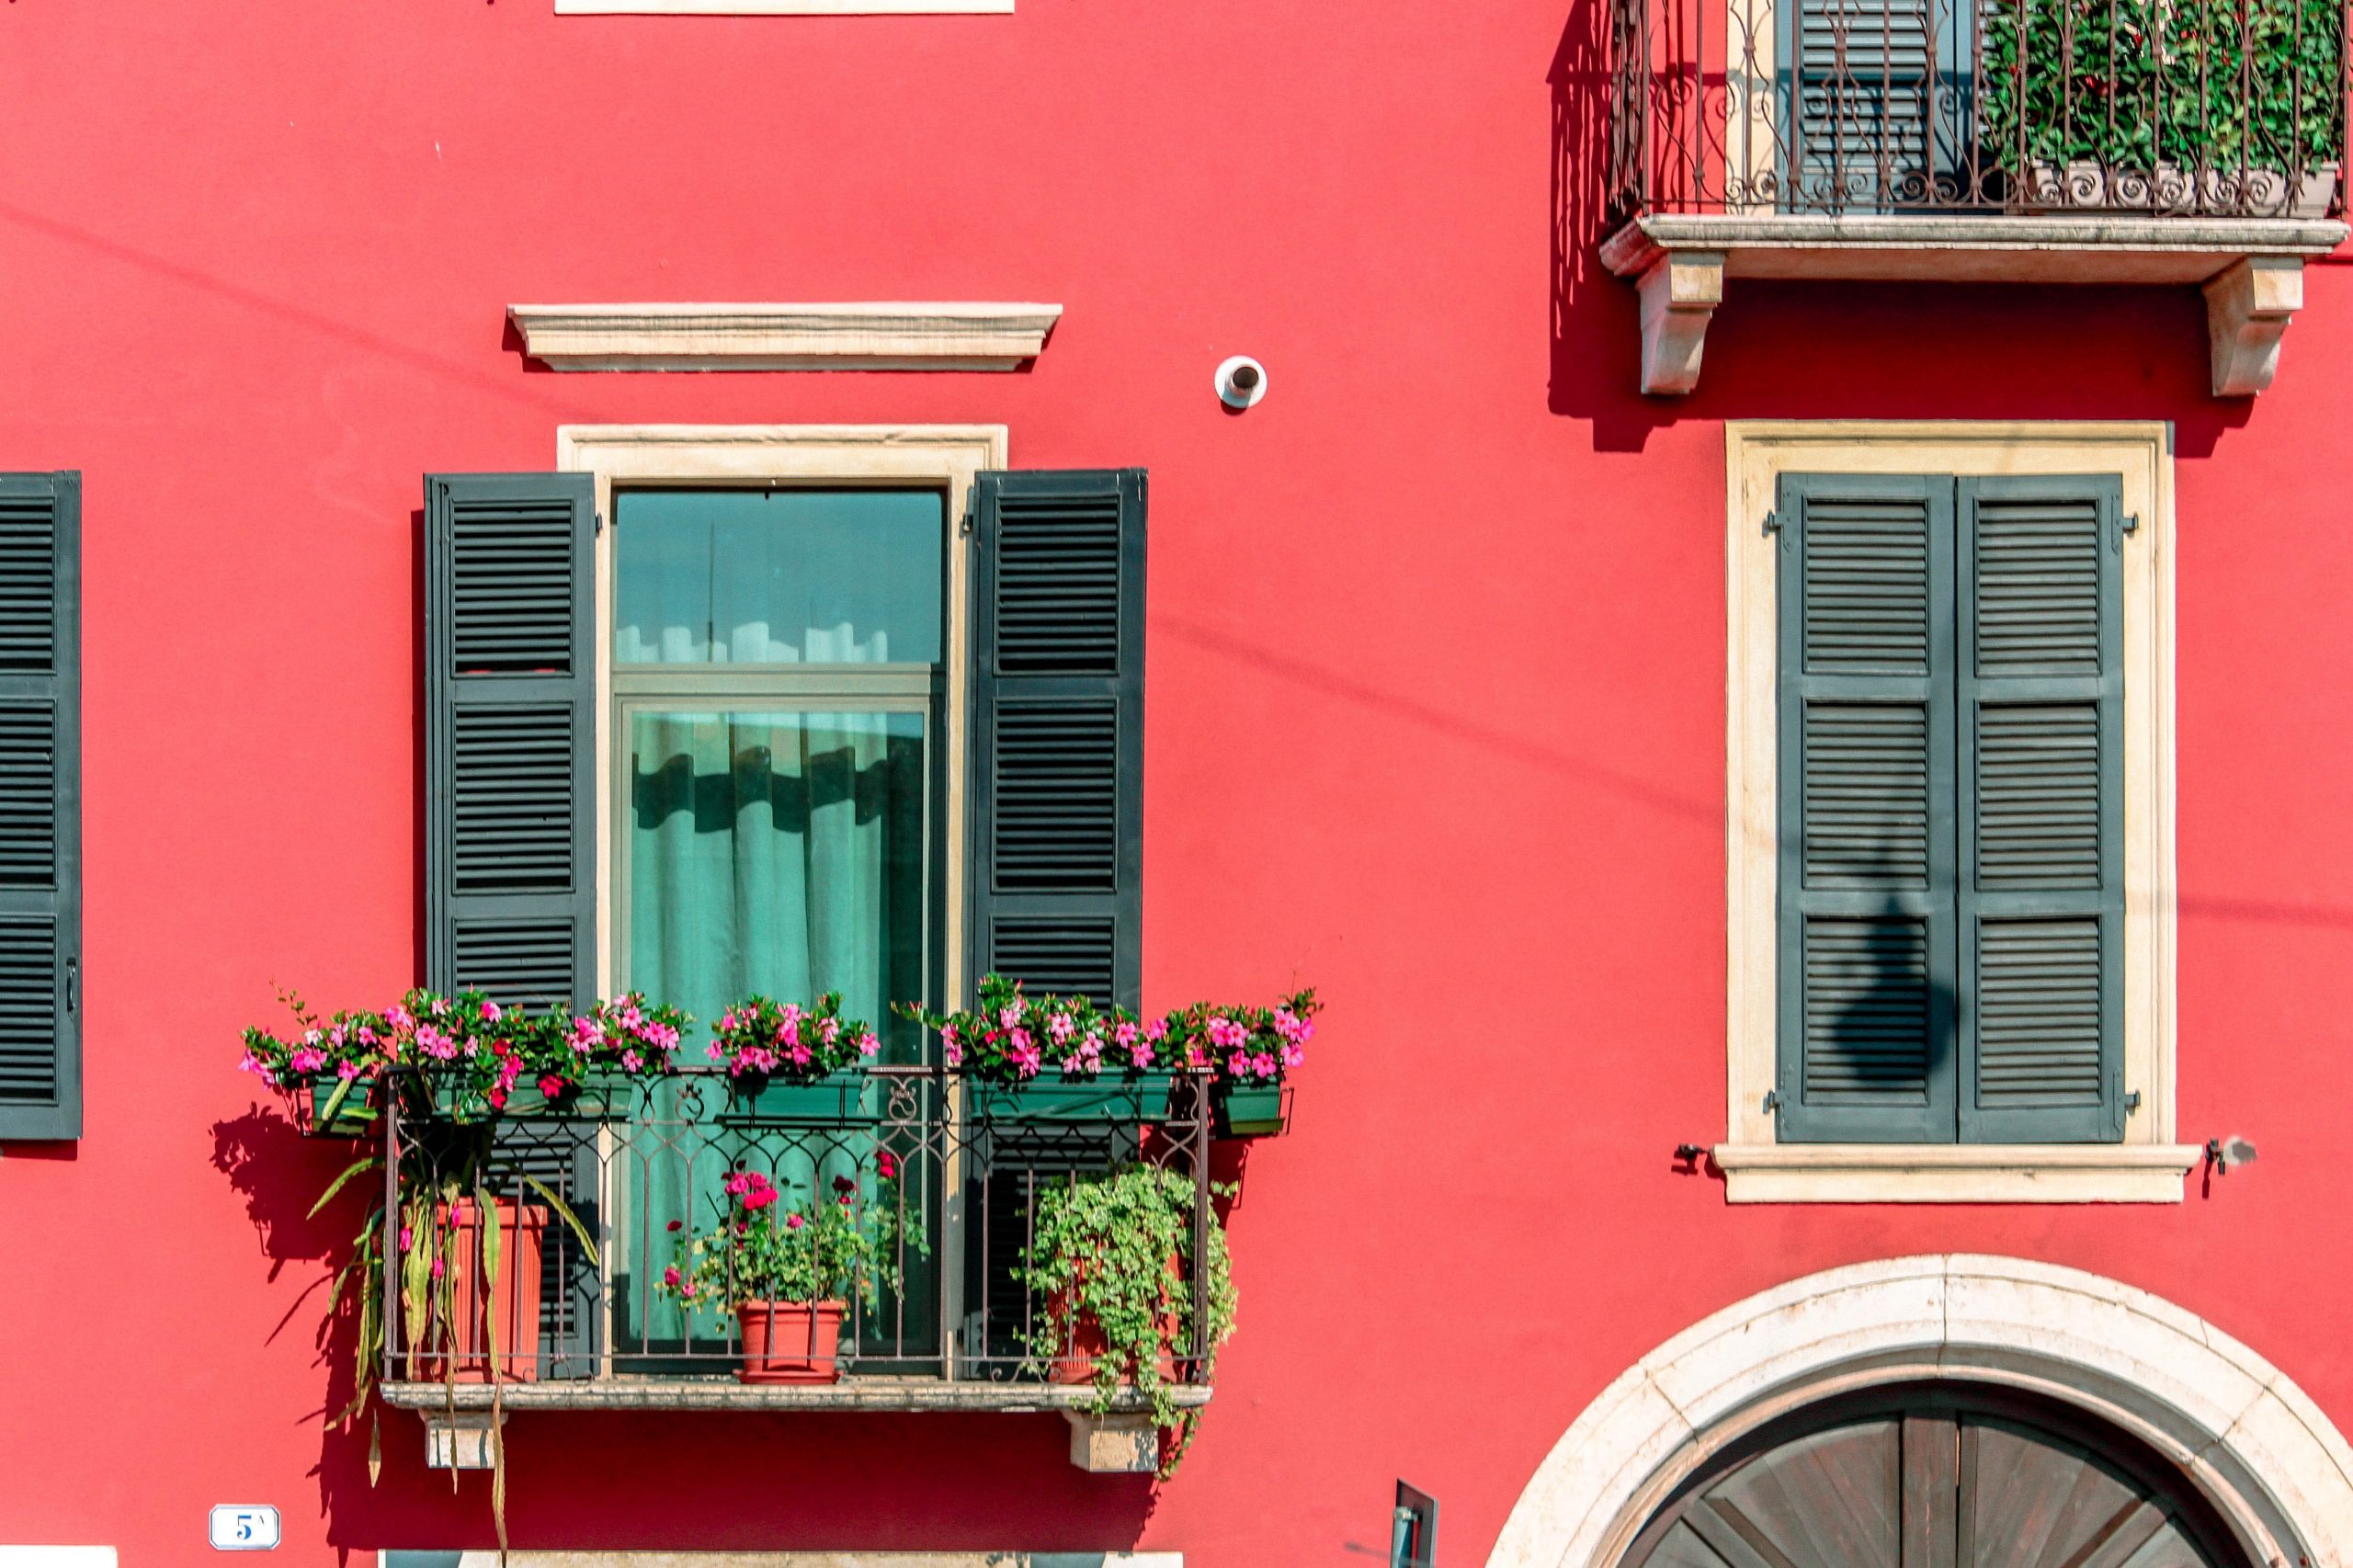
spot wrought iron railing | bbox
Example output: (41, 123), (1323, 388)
(1606, 0), (2350, 218)
(374, 1065), (1216, 1389)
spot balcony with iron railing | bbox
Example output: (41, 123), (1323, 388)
(1595, 0), (2351, 391)
(369, 1066), (1222, 1475)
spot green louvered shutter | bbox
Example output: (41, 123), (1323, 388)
(967, 469), (1145, 1010)
(0, 474), (79, 1140)
(1957, 476), (2125, 1142)
(1777, 472), (1958, 1142)
(424, 473), (597, 1012)
(1784, 0), (1971, 211)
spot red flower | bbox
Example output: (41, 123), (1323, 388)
(666, 1219), (684, 1233)
(538, 1074), (565, 1097)
(876, 1151), (899, 1179)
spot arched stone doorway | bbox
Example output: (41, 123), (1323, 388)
(1620, 1383), (2248, 1568)
(1487, 1256), (2353, 1568)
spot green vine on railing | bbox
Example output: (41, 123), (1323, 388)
(1978, 0), (2346, 175)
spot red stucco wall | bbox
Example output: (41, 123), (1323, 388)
(1, 3), (2350, 1563)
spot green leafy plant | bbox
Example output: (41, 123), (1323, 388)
(1019, 1165), (1237, 1474)
(1979, 0), (2344, 187)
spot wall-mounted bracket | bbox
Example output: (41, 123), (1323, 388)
(2203, 256), (2305, 396)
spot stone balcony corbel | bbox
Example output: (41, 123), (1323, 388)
(1600, 212), (2347, 398)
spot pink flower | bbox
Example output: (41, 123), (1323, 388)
(386, 1005), (413, 1030)
(1280, 1042), (1304, 1069)
(857, 1030), (880, 1059)
(539, 1074), (565, 1097)
(1252, 1051), (1278, 1077)
(481, 1000), (501, 1023)
(430, 1256), (445, 1279)
(290, 1047), (327, 1074)
(399, 1226), (413, 1249)
(784, 1211), (805, 1231)
(663, 1266), (681, 1288)
(997, 1005), (1020, 1030)
(337, 1060), (361, 1081)
(1049, 1012), (1075, 1045)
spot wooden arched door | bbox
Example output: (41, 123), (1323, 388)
(1620, 1385), (2251, 1568)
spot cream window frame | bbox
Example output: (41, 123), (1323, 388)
(555, 422), (1006, 1003)
(1719, 422), (2199, 1203)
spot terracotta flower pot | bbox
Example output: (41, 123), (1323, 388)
(1047, 1272), (1183, 1386)
(735, 1300), (847, 1384)
(407, 1198), (548, 1384)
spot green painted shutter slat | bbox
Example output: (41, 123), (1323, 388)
(1777, 472), (1957, 1143)
(0, 473), (79, 1141)
(424, 473), (597, 1013)
(1782, 0), (1970, 211)
(967, 469), (1144, 1009)
(1957, 475), (2125, 1143)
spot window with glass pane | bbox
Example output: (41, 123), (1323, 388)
(612, 487), (945, 1365)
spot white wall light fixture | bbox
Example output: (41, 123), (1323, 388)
(1214, 355), (1267, 410)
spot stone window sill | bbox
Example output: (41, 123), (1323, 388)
(1711, 1142), (2202, 1204)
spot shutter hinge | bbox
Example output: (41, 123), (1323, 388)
(593, 511), (605, 536)
(2122, 513), (2140, 535)
(2123, 1089), (2142, 1115)
(1762, 510), (1782, 535)
(64, 958), (76, 1014)
(1762, 1089), (1781, 1115)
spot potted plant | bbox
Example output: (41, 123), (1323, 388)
(240, 991), (387, 1138)
(902, 976), (1175, 1123)
(657, 1154), (915, 1383)
(710, 993), (882, 1124)
(1166, 991), (1320, 1139)
(1019, 1164), (1236, 1473)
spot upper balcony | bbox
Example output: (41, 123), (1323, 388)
(1597, 0), (2351, 392)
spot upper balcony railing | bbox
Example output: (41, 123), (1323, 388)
(1607, 0), (2350, 220)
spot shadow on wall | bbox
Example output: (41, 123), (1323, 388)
(213, 1106), (1165, 1557)
(1542, 7), (2255, 454)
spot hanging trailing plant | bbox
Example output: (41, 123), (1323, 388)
(1018, 1165), (1237, 1475)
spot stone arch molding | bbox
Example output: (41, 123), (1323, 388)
(1488, 1255), (2353, 1568)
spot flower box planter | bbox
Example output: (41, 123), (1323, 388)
(505, 1071), (637, 1120)
(1211, 1081), (1288, 1139)
(971, 1071), (1175, 1125)
(303, 1073), (377, 1138)
(425, 1074), (638, 1122)
(735, 1299), (847, 1384)
(2014, 158), (2339, 218)
(719, 1069), (878, 1126)
(408, 1197), (548, 1384)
